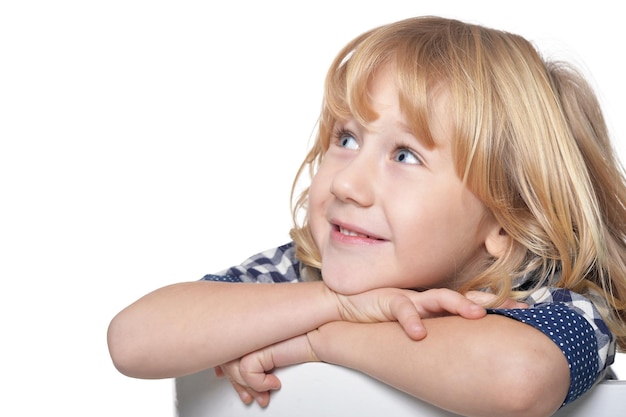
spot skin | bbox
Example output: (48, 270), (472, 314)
(221, 311), (567, 417)
(108, 282), (486, 377)
(107, 68), (571, 417)
(308, 67), (501, 295)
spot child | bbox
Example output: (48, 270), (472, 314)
(108, 16), (626, 416)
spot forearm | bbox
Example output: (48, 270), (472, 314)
(107, 280), (337, 379)
(309, 315), (569, 417)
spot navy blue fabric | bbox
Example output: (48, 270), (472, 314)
(488, 303), (599, 406)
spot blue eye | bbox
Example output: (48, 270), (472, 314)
(337, 131), (359, 150)
(394, 148), (421, 165)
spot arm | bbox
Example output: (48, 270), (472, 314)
(107, 281), (484, 379)
(216, 293), (529, 409)
(309, 316), (570, 417)
(107, 281), (336, 379)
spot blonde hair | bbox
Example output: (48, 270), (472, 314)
(289, 16), (626, 349)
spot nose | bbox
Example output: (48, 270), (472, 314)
(330, 154), (376, 207)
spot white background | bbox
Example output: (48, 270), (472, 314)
(1, 1), (624, 416)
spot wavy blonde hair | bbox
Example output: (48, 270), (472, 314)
(289, 16), (626, 349)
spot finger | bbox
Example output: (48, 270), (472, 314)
(464, 290), (496, 306)
(229, 380), (254, 405)
(244, 373), (280, 392)
(214, 366), (224, 378)
(464, 290), (528, 309)
(253, 391), (271, 408)
(240, 353), (282, 392)
(230, 377), (272, 407)
(413, 289), (486, 319)
(389, 294), (427, 340)
(228, 377), (272, 407)
(246, 371), (282, 392)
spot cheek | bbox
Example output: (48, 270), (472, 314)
(307, 174), (327, 238)
(308, 162), (335, 211)
(393, 187), (486, 251)
(308, 175), (323, 218)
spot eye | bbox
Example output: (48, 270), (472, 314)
(336, 129), (360, 150)
(393, 148), (422, 165)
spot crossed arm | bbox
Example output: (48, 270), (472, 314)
(227, 317), (568, 417)
(107, 280), (569, 417)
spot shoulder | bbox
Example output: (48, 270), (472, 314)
(487, 287), (616, 406)
(525, 287), (615, 371)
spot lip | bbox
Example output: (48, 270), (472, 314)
(330, 220), (387, 245)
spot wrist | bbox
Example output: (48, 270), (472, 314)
(306, 322), (345, 364)
(315, 280), (344, 323)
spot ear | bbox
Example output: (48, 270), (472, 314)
(485, 224), (510, 259)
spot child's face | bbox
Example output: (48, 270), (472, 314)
(308, 68), (497, 294)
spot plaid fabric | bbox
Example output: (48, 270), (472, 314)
(202, 241), (616, 406)
(202, 242), (301, 284)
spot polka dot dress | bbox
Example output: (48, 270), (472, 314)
(488, 303), (598, 406)
(202, 274), (242, 283)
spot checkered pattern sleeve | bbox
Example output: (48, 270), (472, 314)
(487, 287), (616, 407)
(201, 242), (301, 283)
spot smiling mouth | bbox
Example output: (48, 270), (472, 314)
(336, 225), (385, 241)
(339, 226), (370, 238)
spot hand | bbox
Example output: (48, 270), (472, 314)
(215, 334), (317, 407)
(333, 287), (486, 341)
(215, 361), (273, 408)
(215, 364), (269, 407)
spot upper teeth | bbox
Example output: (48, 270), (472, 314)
(339, 226), (368, 238)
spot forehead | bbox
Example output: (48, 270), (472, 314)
(366, 66), (453, 148)
(338, 64), (427, 143)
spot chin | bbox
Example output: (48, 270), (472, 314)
(321, 269), (374, 295)
(324, 281), (366, 295)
